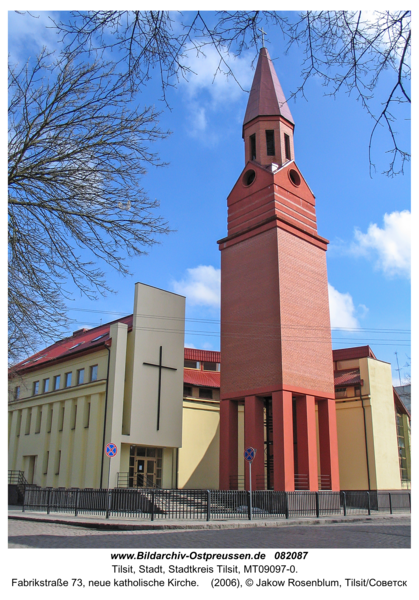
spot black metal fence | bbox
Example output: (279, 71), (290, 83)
(22, 487), (411, 521)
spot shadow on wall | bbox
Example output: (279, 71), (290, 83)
(181, 425), (220, 490)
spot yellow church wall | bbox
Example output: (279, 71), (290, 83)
(8, 348), (110, 488)
(365, 358), (402, 490)
(335, 400), (370, 489)
(178, 400), (220, 489)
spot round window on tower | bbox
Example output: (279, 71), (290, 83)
(243, 169), (256, 186)
(288, 169), (301, 187)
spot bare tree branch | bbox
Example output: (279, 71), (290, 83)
(8, 48), (170, 364)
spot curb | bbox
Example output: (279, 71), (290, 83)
(8, 512), (410, 532)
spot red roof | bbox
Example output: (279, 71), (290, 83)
(243, 47), (294, 129)
(184, 369), (220, 389)
(333, 346), (377, 362)
(12, 315), (133, 374)
(184, 348), (221, 363)
(334, 368), (361, 387)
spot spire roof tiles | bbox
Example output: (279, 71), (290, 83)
(243, 47), (294, 128)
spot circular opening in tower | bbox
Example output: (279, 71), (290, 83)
(243, 169), (256, 186)
(288, 169), (301, 187)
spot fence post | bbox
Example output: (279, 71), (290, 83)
(75, 489), (79, 517)
(106, 490), (111, 519)
(247, 491), (252, 521)
(408, 493), (411, 513)
(47, 488), (51, 515)
(389, 492), (393, 515)
(206, 490), (211, 522)
(151, 490), (155, 522)
(285, 492), (289, 519)
(367, 491), (371, 515)
(22, 487), (26, 513)
(315, 492), (320, 518)
(342, 491), (347, 517)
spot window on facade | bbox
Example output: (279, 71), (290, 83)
(77, 369), (85, 385)
(250, 134), (256, 160)
(266, 130), (275, 156)
(65, 372), (72, 388)
(84, 402), (91, 428)
(56, 450), (61, 475)
(17, 411), (22, 436)
(59, 406), (65, 431)
(43, 378), (50, 393)
(25, 409), (32, 435)
(183, 385), (193, 397)
(90, 365), (98, 382)
(14, 386), (20, 400)
(203, 361), (217, 371)
(33, 381), (39, 395)
(396, 413), (409, 482)
(184, 360), (198, 369)
(335, 387), (347, 399)
(44, 451), (49, 475)
(199, 388), (213, 400)
(71, 405), (77, 430)
(47, 407), (53, 433)
(35, 410), (42, 434)
(284, 133), (291, 160)
(54, 375), (61, 391)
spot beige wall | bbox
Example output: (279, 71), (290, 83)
(8, 349), (109, 488)
(178, 400), (220, 489)
(366, 358), (401, 489)
(335, 357), (402, 490)
(122, 283), (185, 449)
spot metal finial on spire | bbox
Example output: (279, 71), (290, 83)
(258, 27), (267, 48)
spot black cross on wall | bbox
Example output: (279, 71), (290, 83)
(143, 346), (177, 430)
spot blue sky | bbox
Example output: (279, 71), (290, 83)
(8, 10), (411, 385)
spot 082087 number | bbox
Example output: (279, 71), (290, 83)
(274, 552), (308, 560)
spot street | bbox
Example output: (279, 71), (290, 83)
(9, 517), (410, 549)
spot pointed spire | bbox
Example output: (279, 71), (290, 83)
(243, 48), (294, 128)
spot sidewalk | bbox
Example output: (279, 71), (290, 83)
(8, 505), (410, 532)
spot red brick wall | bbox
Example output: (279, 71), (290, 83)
(276, 227), (334, 395)
(220, 225), (334, 399)
(221, 227), (283, 396)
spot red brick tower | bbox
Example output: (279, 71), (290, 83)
(218, 47), (340, 492)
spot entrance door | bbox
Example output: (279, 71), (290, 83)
(134, 457), (157, 488)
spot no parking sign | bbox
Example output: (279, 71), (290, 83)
(105, 442), (117, 457)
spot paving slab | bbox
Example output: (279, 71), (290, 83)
(8, 506), (410, 532)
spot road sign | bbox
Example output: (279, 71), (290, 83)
(105, 442), (118, 457)
(244, 447), (256, 462)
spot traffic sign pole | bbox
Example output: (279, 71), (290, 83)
(105, 443), (118, 490)
(244, 447), (257, 520)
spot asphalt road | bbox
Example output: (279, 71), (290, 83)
(8, 517), (410, 549)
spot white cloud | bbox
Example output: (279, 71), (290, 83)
(351, 210), (411, 278)
(178, 43), (254, 136)
(172, 265), (221, 308)
(180, 44), (254, 104)
(8, 11), (60, 63)
(184, 342), (196, 349)
(328, 284), (360, 329)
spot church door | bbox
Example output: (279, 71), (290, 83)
(134, 456), (157, 488)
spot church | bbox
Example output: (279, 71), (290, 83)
(8, 47), (410, 494)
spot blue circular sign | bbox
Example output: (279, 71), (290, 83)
(244, 447), (256, 462)
(105, 442), (118, 458)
